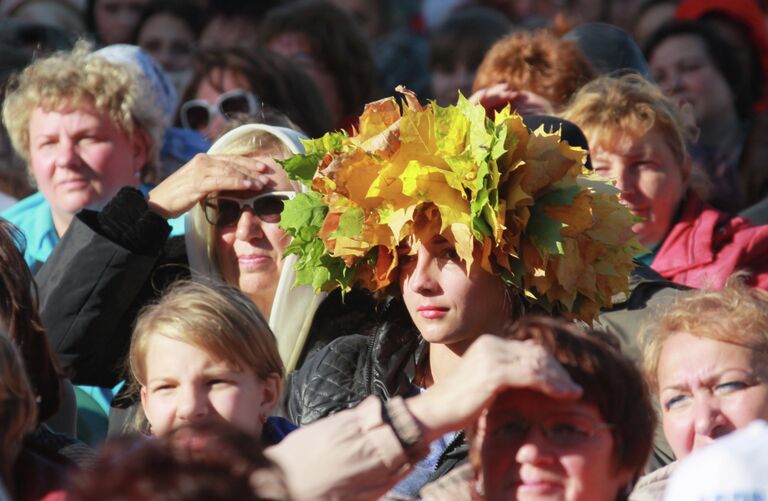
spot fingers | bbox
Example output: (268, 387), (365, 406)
(470, 336), (582, 400)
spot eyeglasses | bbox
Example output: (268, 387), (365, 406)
(180, 89), (261, 132)
(203, 191), (296, 227)
(489, 414), (615, 449)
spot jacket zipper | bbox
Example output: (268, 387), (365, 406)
(434, 431), (465, 472)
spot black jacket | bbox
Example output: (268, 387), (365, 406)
(36, 187), (377, 388)
(285, 297), (469, 483)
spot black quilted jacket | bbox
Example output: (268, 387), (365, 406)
(284, 297), (469, 483)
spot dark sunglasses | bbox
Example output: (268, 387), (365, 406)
(203, 191), (296, 227)
(180, 89), (261, 133)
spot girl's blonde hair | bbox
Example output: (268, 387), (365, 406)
(641, 276), (768, 393)
(129, 280), (284, 388)
(0, 333), (38, 484)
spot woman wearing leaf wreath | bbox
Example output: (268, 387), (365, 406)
(280, 90), (640, 496)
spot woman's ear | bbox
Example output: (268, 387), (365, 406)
(140, 385), (149, 415)
(259, 373), (282, 417)
(131, 131), (150, 176)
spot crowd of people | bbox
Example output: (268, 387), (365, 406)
(2, 0), (768, 500)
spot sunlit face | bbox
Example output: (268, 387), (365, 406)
(656, 332), (768, 459)
(398, 235), (509, 352)
(94, 0), (148, 45)
(267, 32), (343, 125)
(28, 105), (145, 235)
(589, 128), (687, 247)
(140, 334), (278, 438)
(137, 13), (195, 73)
(214, 155), (294, 313)
(650, 34), (736, 126)
(480, 390), (632, 501)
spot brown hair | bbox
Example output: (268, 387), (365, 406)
(430, 7), (511, 72)
(472, 29), (597, 108)
(0, 334), (37, 487)
(0, 219), (60, 421)
(257, 0), (374, 119)
(68, 421), (287, 501)
(641, 276), (768, 393)
(497, 317), (655, 483)
(180, 47), (333, 139)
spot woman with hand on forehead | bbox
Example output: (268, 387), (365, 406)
(280, 92), (640, 495)
(35, 120), (376, 429)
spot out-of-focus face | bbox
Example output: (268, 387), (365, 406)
(140, 335), (277, 438)
(193, 69), (249, 141)
(398, 235), (509, 353)
(633, 2), (676, 47)
(137, 12), (195, 73)
(199, 15), (260, 51)
(214, 155), (294, 312)
(656, 332), (768, 459)
(589, 128), (686, 247)
(431, 61), (476, 107)
(328, 0), (380, 39)
(480, 389), (632, 501)
(94, 0), (149, 45)
(28, 105), (145, 235)
(650, 34), (736, 126)
(267, 32), (343, 125)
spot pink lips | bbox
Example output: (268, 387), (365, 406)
(417, 305), (449, 319)
(58, 179), (89, 190)
(238, 255), (271, 270)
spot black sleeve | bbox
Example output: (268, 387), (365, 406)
(36, 187), (188, 387)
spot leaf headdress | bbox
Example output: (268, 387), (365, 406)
(279, 89), (641, 323)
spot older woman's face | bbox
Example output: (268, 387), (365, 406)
(214, 155), (294, 311)
(650, 34), (736, 126)
(657, 332), (768, 459)
(28, 105), (145, 232)
(481, 389), (632, 501)
(590, 128), (686, 248)
(94, 0), (149, 45)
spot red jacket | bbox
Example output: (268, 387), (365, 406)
(652, 194), (768, 289)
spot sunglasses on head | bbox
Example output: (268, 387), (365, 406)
(203, 191), (296, 227)
(180, 89), (261, 132)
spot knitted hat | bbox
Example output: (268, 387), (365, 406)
(279, 89), (641, 322)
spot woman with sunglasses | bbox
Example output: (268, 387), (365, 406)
(178, 47), (333, 141)
(34, 121), (376, 432)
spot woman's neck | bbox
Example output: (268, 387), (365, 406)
(51, 210), (74, 238)
(251, 291), (274, 321)
(425, 338), (476, 388)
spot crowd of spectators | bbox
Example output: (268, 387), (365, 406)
(2, 1), (768, 500)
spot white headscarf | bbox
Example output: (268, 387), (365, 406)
(184, 124), (328, 373)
